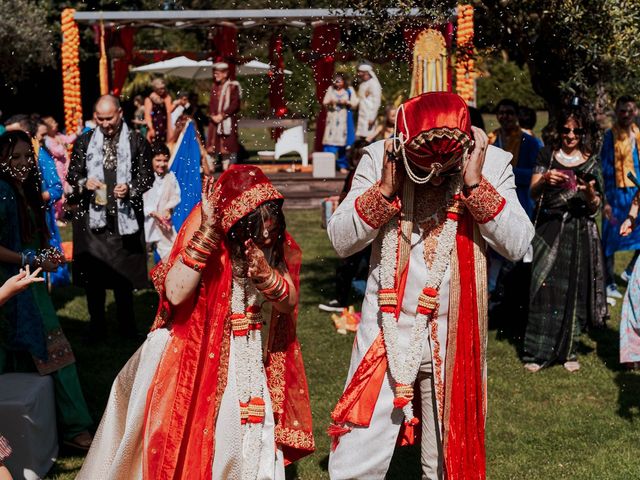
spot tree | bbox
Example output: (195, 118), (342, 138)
(473, 0), (640, 116)
(0, 0), (55, 87)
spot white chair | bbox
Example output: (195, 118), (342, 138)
(257, 126), (309, 166)
(0, 373), (58, 479)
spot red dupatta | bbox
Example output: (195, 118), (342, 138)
(143, 166), (314, 480)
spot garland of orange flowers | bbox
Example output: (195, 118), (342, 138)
(61, 9), (82, 135)
(455, 4), (475, 104)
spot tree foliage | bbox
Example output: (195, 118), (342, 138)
(476, 57), (545, 112)
(0, 0), (55, 86)
(473, 0), (640, 114)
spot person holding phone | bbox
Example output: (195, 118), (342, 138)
(524, 107), (608, 373)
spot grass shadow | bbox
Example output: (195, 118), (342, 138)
(589, 325), (623, 372)
(386, 444), (421, 479)
(615, 371), (640, 421)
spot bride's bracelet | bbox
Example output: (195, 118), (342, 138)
(257, 269), (289, 302)
(181, 226), (220, 272)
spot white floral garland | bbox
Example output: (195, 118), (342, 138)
(231, 266), (265, 480)
(379, 176), (462, 424)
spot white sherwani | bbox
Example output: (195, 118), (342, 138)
(327, 141), (533, 479)
(356, 77), (382, 138)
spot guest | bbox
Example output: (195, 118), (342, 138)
(67, 95), (153, 342)
(487, 98), (541, 309)
(524, 107), (608, 372)
(322, 72), (358, 173)
(355, 64), (382, 141)
(488, 98), (542, 216)
(144, 77), (173, 143)
(131, 95), (147, 139)
(34, 120), (70, 287)
(518, 106), (544, 147)
(0, 435), (11, 480)
(319, 139), (371, 313)
(168, 114), (209, 231)
(367, 104), (397, 142)
(0, 130), (93, 449)
(42, 115), (76, 219)
(601, 95), (640, 301)
(170, 90), (190, 128)
(618, 191), (640, 368)
(206, 62), (241, 171)
(143, 142), (181, 260)
(185, 91), (208, 140)
(0, 265), (43, 305)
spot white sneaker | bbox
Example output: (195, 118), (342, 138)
(621, 270), (631, 283)
(606, 296), (616, 307)
(606, 284), (623, 299)
(319, 299), (345, 312)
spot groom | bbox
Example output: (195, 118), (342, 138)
(327, 92), (534, 479)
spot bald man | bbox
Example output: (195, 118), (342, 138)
(67, 95), (154, 342)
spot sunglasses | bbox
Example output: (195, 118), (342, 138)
(559, 127), (586, 136)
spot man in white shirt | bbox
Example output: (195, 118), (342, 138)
(356, 64), (382, 140)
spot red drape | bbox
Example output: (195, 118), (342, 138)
(311, 24), (340, 152)
(111, 27), (135, 97)
(269, 32), (287, 140)
(211, 25), (238, 79)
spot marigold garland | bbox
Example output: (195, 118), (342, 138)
(61, 9), (82, 135)
(456, 4), (475, 104)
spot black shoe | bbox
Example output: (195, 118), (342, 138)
(318, 299), (345, 312)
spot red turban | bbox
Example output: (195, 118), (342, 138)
(395, 92), (472, 176)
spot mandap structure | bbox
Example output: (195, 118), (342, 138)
(60, 7), (476, 151)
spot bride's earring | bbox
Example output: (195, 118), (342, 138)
(260, 206), (269, 238)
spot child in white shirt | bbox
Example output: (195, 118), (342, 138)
(143, 142), (181, 260)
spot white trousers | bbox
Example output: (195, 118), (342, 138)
(329, 339), (442, 479)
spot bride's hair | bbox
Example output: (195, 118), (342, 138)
(227, 199), (287, 271)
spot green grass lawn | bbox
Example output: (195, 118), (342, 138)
(46, 211), (640, 479)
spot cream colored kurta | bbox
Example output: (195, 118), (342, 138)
(355, 77), (382, 138)
(327, 141), (534, 479)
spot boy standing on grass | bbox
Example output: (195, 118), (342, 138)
(143, 142), (181, 260)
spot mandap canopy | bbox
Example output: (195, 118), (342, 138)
(61, 7), (476, 151)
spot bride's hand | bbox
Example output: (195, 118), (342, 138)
(200, 176), (218, 230)
(244, 239), (271, 284)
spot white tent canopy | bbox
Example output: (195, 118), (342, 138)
(131, 56), (291, 79)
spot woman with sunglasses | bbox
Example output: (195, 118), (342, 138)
(78, 165), (314, 480)
(523, 108), (608, 372)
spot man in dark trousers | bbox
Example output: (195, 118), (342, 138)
(67, 95), (153, 342)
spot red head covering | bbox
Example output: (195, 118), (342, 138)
(216, 165), (284, 233)
(395, 92), (472, 177)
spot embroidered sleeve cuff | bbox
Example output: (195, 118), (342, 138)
(355, 184), (401, 229)
(461, 176), (506, 224)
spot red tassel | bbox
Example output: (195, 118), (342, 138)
(407, 417), (420, 426)
(327, 423), (352, 451)
(417, 306), (434, 316)
(423, 287), (438, 297)
(447, 212), (460, 220)
(393, 397), (410, 409)
(380, 305), (395, 314)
